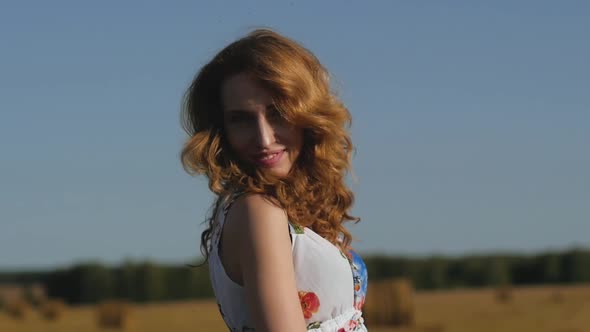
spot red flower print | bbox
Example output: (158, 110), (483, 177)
(298, 291), (320, 319)
(338, 329), (345, 332)
(355, 296), (365, 311)
(345, 250), (353, 261)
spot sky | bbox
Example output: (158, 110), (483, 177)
(1, 1), (589, 270)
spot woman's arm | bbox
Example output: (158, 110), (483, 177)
(227, 194), (307, 332)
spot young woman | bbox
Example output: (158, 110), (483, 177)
(180, 28), (368, 332)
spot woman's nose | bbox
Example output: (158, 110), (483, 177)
(254, 115), (276, 148)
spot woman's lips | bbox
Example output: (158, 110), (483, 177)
(252, 150), (284, 167)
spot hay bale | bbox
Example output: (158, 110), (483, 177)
(4, 298), (31, 319)
(40, 298), (66, 321)
(495, 285), (512, 303)
(0, 285), (24, 308)
(363, 282), (382, 326)
(24, 283), (47, 307)
(550, 289), (564, 303)
(97, 300), (132, 329)
(364, 278), (414, 327)
(386, 278), (414, 326)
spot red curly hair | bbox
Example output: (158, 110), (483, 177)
(180, 28), (359, 262)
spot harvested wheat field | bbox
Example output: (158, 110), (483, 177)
(1, 284), (589, 332)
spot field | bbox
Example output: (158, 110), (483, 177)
(1, 284), (589, 332)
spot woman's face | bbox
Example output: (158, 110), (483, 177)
(221, 73), (304, 178)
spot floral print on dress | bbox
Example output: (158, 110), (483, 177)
(336, 309), (365, 332)
(298, 291), (320, 319)
(291, 223), (305, 234)
(346, 248), (368, 311)
(307, 321), (322, 329)
(212, 197), (368, 331)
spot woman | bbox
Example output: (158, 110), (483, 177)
(180, 28), (368, 332)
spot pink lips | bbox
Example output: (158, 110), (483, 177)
(252, 150), (284, 168)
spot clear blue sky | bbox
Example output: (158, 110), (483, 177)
(1, 1), (589, 269)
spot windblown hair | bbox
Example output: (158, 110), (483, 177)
(180, 28), (359, 262)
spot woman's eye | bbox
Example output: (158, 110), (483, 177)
(227, 113), (250, 124)
(267, 108), (285, 122)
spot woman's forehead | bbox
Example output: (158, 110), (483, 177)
(221, 73), (273, 112)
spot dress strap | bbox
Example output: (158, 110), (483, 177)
(212, 191), (246, 249)
(220, 191), (247, 222)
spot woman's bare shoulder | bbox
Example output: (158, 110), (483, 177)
(226, 193), (304, 331)
(225, 193), (289, 234)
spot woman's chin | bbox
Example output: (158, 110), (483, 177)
(260, 164), (291, 179)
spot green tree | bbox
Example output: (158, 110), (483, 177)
(563, 249), (590, 283)
(487, 256), (510, 286)
(74, 263), (115, 303)
(115, 260), (138, 300)
(136, 262), (166, 302)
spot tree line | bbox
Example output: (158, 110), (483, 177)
(364, 248), (590, 289)
(1, 248), (589, 304)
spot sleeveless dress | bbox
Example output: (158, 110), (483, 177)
(208, 193), (368, 332)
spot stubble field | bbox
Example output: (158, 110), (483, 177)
(1, 284), (589, 332)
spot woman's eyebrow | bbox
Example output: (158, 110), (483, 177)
(225, 105), (276, 114)
(225, 109), (252, 115)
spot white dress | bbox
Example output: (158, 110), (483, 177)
(208, 193), (368, 332)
